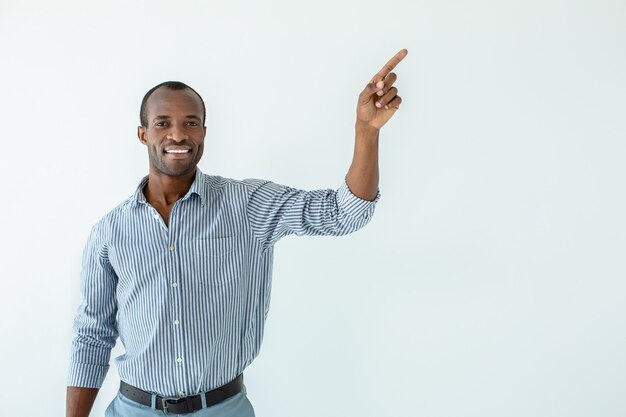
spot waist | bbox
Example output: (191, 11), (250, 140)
(119, 373), (244, 414)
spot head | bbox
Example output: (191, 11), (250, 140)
(137, 81), (207, 177)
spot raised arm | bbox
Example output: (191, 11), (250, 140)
(346, 48), (408, 200)
(244, 49), (407, 249)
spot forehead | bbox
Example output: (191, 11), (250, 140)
(145, 87), (203, 119)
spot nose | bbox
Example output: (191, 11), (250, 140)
(167, 125), (188, 142)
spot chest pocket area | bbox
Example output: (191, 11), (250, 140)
(192, 236), (239, 286)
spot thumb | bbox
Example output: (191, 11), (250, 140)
(358, 81), (383, 106)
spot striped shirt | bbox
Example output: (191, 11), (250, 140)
(67, 168), (380, 397)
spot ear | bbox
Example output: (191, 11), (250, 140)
(137, 126), (147, 145)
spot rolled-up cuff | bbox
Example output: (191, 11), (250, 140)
(67, 362), (109, 388)
(337, 177), (381, 218)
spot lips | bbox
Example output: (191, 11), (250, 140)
(164, 146), (191, 153)
(164, 146), (192, 159)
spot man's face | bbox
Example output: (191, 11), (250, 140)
(137, 88), (206, 177)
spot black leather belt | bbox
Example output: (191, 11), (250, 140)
(119, 374), (244, 414)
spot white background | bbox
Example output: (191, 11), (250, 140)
(1, 0), (625, 416)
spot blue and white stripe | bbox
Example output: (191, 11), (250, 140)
(68, 168), (380, 397)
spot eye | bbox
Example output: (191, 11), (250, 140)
(186, 121), (199, 126)
(155, 122), (168, 127)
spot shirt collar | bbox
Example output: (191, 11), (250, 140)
(131, 167), (208, 207)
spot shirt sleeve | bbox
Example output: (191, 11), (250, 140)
(67, 220), (118, 388)
(244, 175), (381, 250)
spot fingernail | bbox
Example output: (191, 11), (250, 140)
(375, 101), (382, 108)
(384, 104), (389, 109)
(377, 90), (384, 96)
(376, 81), (384, 88)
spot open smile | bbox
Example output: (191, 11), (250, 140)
(164, 146), (193, 159)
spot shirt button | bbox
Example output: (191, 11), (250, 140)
(169, 245), (175, 252)
(176, 357), (182, 363)
(174, 319), (180, 325)
(153, 214), (159, 219)
(179, 390), (186, 397)
(172, 282), (178, 288)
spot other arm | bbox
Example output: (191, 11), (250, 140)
(66, 222), (118, 417)
(66, 388), (99, 417)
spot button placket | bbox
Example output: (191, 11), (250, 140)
(147, 205), (166, 231)
(168, 200), (188, 395)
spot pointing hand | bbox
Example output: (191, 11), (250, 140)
(356, 49), (408, 130)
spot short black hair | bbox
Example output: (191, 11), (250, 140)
(140, 81), (206, 127)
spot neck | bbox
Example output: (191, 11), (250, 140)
(144, 167), (197, 207)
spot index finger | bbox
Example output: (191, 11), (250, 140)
(371, 48), (408, 83)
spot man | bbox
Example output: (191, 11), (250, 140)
(66, 49), (407, 417)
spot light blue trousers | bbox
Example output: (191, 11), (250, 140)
(104, 384), (255, 417)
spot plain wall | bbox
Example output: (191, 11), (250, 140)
(1, 0), (625, 416)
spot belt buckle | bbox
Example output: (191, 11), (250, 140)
(161, 396), (192, 415)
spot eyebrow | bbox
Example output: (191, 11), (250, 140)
(153, 115), (202, 121)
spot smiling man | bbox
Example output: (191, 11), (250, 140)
(66, 49), (407, 417)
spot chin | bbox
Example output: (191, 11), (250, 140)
(149, 152), (200, 177)
(168, 166), (196, 177)
(153, 163), (196, 177)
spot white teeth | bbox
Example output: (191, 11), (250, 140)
(166, 149), (190, 153)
